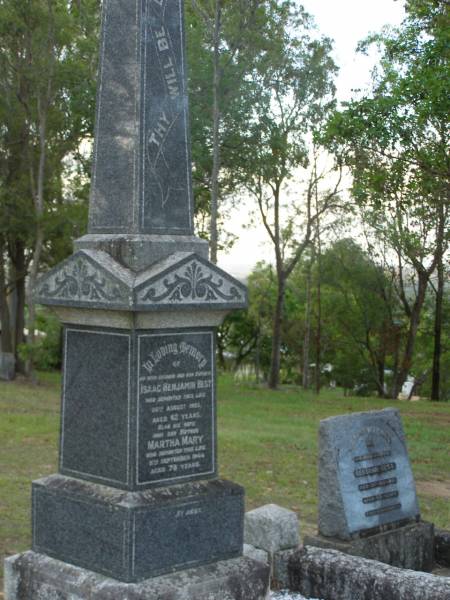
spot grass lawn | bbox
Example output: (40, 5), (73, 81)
(1, 371), (450, 590)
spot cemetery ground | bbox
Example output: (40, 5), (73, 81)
(1, 374), (450, 594)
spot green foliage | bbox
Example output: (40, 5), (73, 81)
(221, 239), (448, 398)
(0, 0), (100, 371)
(0, 0), (100, 260)
(236, 7), (338, 196)
(18, 310), (62, 372)
(324, 0), (449, 250)
(322, 0), (449, 397)
(186, 1), (292, 233)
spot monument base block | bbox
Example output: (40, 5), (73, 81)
(304, 520), (434, 572)
(32, 475), (244, 583)
(4, 551), (270, 600)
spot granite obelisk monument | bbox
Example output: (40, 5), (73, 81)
(4, 1), (269, 598)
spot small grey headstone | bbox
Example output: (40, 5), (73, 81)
(318, 409), (420, 540)
(245, 504), (300, 554)
(0, 352), (15, 381)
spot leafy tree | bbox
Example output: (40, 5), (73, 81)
(0, 0), (100, 374)
(320, 239), (401, 397)
(236, 5), (340, 388)
(325, 0), (449, 398)
(187, 0), (297, 261)
(217, 310), (259, 371)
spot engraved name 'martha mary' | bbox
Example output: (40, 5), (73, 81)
(143, 0), (193, 233)
(137, 332), (215, 486)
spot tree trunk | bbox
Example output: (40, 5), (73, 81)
(209, 0), (222, 265)
(431, 238), (444, 401)
(268, 277), (285, 390)
(0, 240), (14, 354)
(302, 259), (312, 389)
(255, 327), (261, 384)
(392, 271), (428, 399)
(315, 269), (322, 395)
(314, 195), (322, 395)
(11, 240), (26, 373)
(377, 357), (385, 398)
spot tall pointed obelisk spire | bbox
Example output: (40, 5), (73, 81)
(89, 0), (194, 236)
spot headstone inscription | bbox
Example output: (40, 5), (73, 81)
(4, 1), (270, 598)
(305, 408), (434, 571)
(318, 409), (420, 540)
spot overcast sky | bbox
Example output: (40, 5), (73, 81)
(219, 0), (406, 280)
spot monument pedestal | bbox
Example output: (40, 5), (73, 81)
(305, 520), (435, 572)
(32, 475), (245, 583)
(5, 552), (270, 600)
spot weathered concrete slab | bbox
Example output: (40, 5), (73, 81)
(305, 520), (434, 572)
(4, 552), (270, 600)
(287, 546), (450, 600)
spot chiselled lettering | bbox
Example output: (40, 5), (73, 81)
(137, 332), (214, 485)
(354, 462), (397, 478)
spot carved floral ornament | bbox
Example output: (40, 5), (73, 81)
(36, 253), (246, 309)
(139, 260), (245, 304)
(37, 257), (126, 304)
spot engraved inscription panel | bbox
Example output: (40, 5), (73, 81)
(137, 331), (215, 486)
(142, 0), (193, 234)
(338, 422), (419, 534)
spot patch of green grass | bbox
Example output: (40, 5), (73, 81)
(1, 371), (449, 589)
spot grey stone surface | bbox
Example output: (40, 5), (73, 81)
(32, 475), (244, 583)
(287, 546), (450, 600)
(436, 529), (450, 567)
(89, 0), (194, 236)
(243, 544), (270, 565)
(4, 552), (270, 600)
(318, 408), (420, 540)
(0, 352), (15, 380)
(75, 234), (209, 271)
(36, 250), (247, 312)
(60, 325), (217, 489)
(51, 306), (229, 330)
(271, 593), (320, 600)
(244, 505), (300, 554)
(305, 520), (434, 572)
(272, 549), (299, 591)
